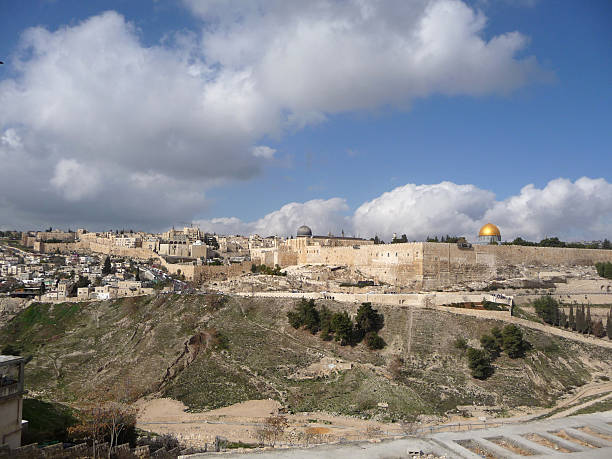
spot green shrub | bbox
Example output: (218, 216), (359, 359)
(501, 324), (529, 358)
(365, 331), (386, 350)
(480, 334), (501, 358)
(466, 348), (494, 380)
(595, 262), (612, 279)
(453, 337), (468, 350)
(22, 399), (77, 444)
(330, 311), (354, 345)
(355, 302), (384, 333)
(287, 299), (320, 333)
(286, 301), (386, 349)
(482, 301), (506, 311)
(491, 326), (503, 347)
(533, 296), (560, 325)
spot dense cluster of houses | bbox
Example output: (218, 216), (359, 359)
(0, 244), (154, 301)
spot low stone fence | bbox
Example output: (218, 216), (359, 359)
(236, 291), (511, 308)
(1, 442), (196, 458)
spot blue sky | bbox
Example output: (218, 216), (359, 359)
(1, 1), (611, 240)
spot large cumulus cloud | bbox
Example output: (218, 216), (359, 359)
(197, 198), (350, 237)
(201, 178), (612, 242)
(0, 1), (546, 229)
(483, 178), (612, 241)
(353, 182), (495, 240)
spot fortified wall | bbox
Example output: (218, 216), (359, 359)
(159, 258), (252, 282)
(263, 241), (612, 290)
(421, 243), (612, 289)
(34, 240), (158, 260)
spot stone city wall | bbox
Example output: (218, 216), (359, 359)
(193, 261), (252, 283)
(422, 243), (612, 289)
(34, 241), (81, 253)
(83, 241), (158, 260)
(160, 260), (252, 282)
(294, 242), (424, 286)
(263, 241), (612, 290)
(35, 240), (159, 261)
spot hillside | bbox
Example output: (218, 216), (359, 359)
(2, 294), (612, 422)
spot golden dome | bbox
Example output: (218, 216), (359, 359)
(478, 223), (501, 237)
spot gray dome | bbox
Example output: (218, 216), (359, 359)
(297, 225), (312, 237)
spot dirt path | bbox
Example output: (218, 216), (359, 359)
(434, 305), (612, 349)
(136, 398), (404, 447)
(549, 384), (612, 419)
(406, 306), (413, 356)
(136, 376), (612, 448)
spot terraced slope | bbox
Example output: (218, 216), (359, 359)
(1, 294), (611, 421)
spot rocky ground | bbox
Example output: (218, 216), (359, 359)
(0, 296), (30, 328)
(2, 293), (611, 447)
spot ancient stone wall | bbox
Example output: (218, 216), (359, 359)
(192, 261), (252, 283)
(35, 240), (158, 261)
(84, 241), (158, 260)
(421, 243), (612, 289)
(296, 242), (425, 286)
(263, 241), (612, 290)
(34, 241), (81, 253)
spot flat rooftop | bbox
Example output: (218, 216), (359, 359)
(0, 355), (24, 364)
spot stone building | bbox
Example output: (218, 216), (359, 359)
(251, 225), (374, 267)
(0, 355), (25, 449)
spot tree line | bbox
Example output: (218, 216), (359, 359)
(504, 237), (611, 250)
(287, 299), (386, 349)
(532, 296), (611, 339)
(596, 262), (612, 279)
(251, 263), (287, 276)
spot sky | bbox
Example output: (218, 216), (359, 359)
(0, 0), (611, 242)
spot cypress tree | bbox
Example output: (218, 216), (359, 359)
(568, 305), (575, 330)
(558, 309), (567, 328)
(576, 305), (585, 333)
(592, 319), (606, 338)
(586, 305), (592, 335)
(607, 306), (612, 339)
(102, 256), (112, 275)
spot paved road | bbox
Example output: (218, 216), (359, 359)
(181, 411), (612, 458)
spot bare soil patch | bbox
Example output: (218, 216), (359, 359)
(136, 397), (404, 447)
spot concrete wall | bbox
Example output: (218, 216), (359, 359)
(0, 397), (22, 448)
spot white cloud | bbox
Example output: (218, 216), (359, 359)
(50, 159), (102, 201)
(198, 178), (612, 242)
(483, 177), (612, 241)
(251, 145), (276, 159)
(0, 2), (548, 229)
(190, 0), (547, 119)
(353, 178), (612, 242)
(1, 129), (22, 149)
(353, 182), (494, 240)
(197, 198), (350, 237)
